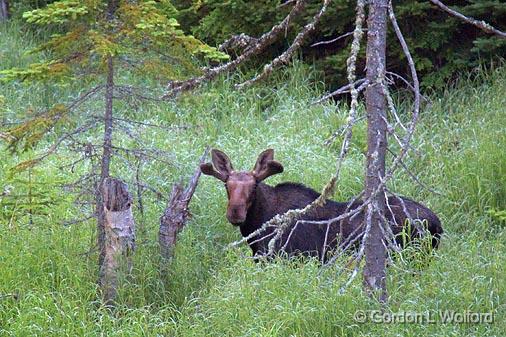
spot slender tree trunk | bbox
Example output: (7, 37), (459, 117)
(363, 0), (388, 303)
(96, 55), (114, 267)
(0, 0), (9, 21)
(96, 0), (118, 269)
(99, 177), (135, 306)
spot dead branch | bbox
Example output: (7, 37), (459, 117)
(236, 0), (332, 88)
(219, 33), (259, 53)
(161, 0), (307, 99)
(159, 147), (210, 260)
(111, 145), (175, 166)
(312, 78), (367, 105)
(112, 116), (193, 132)
(114, 85), (164, 102)
(339, 203), (374, 294)
(429, 0), (506, 39)
(13, 121), (97, 171)
(311, 31), (356, 47)
(383, 0), (420, 182)
(385, 147), (442, 195)
(386, 71), (430, 103)
(279, 0), (296, 8)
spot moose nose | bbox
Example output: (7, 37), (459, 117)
(227, 204), (246, 225)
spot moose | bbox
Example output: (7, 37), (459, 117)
(201, 148), (443, 259)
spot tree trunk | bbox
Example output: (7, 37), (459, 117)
(0, 0), (9, 21)
(159, 148), (209, 260)
(98, 177), (135, 306)
(363, 0), (388, 303)
(96, 55), (115, 268)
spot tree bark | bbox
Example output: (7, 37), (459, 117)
(159, 183), (185, 260)
(99, 177), (135, 306)
(363, 0), (388, 303)
(96, 0), (117, 268)
(96, 55), (115, 268)
(0, 0), (9, 21)
(159, 148), (209, 260)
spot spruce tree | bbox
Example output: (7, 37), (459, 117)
(0, 0), (228, 266)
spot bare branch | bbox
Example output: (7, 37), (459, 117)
(161, 0), (307, 99)
(114, 85), (164, 102)
(312, 79), (367, 105)
(311, 31), (357, 47)
(236, 0), (332, 88)
(386, 147), (442, 195)
(386, 71), (430, 103)
(430, 0), (506, 39)
(384, 0), (421, 180)
(219, 33), (258, 53)
(13, 121), (97, 170)
(339, 203), (374, 294)
(111, 116), (193, 132)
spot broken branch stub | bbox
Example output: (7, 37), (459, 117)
(159, 183), (186, 260)
(159, 148), (209, 260)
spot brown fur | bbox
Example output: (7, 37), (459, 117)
(201, 149), (443, 259)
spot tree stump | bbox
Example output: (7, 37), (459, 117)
(159, 148), (209, 260)
(98, 177), (135, 306)
(159, 183), (186, 260)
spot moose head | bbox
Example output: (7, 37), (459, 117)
(200, 149), (284, 225)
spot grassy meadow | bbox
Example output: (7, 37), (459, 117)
(1, 20), (506, 336)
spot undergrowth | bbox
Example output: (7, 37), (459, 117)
(1, 20), (505, 336)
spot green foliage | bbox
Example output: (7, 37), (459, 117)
(2, 104), (67, 153)
(0, 0), (229, 158)
(486, 208), (506, 224)
(0, 61), (69, 83)
(22, 0), (91, 24)
(174, 0), (506, 89)
(1, 21), (506, 337)
(0, 167), (56, 228)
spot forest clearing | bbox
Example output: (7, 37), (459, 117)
(1, 1), (505, 336)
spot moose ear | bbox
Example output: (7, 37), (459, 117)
(210, 149), (233, 177)
(253, 149), (284, 181)
(200, 163), (228, 182)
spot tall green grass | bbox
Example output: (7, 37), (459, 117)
(1, 21), (505, 336)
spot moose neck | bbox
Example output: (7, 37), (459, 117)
(239, 182), (275, 238)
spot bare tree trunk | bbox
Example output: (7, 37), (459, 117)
(363, 0), (388, 303)
(99, 178), (135, 306)
(96, 55), (114, 268)
(159, 148), (209, 260)
(96, 0), (117, 268)
(0, 0), (9, 21)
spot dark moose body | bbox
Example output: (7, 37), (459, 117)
(201, 149), (443, 259)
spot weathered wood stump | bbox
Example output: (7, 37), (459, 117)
(159, 148), (209, 260)
(99, 177), (135, 306)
